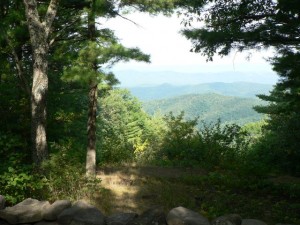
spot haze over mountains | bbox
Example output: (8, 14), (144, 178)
(127, 82), (273, 101)
(115, 70), (278, 87)
(114, 70), (274, 126)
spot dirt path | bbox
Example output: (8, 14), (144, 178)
(95, 165), (206, 214)
(94, 165), (300, 220)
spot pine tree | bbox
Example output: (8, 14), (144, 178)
(177, 0), (300, 174)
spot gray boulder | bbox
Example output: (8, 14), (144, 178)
(129, 207), (166, 225)
(212, 214), (242, 225)
(275, 224), (296, 225)
(167, 206), (210, 225)
(107, 213), (138, 225)
(0, 198), (50, 224)
(0, 219), (9, 225)
(0, 196), (5, 210)
(241, 219), (267, 225)
(35, 221), (60, 225)
(57, 200), (105, 225)
(43, 200), (72, 221)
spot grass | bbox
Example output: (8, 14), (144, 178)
(93, 165), (300, 225)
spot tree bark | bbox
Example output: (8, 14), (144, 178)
(23, 0), (58, 165)
(86, 83), (98, 176)
(86, 0), (97, 176)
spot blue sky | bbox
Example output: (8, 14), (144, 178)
(102, 12), (278, 85)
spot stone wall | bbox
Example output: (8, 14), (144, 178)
(0, 197), (294, 225)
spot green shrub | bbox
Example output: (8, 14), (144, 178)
(0, 141), (46, 205)
(0, 166), (45, 205)
(197, 120), (250, 168)
(155, 113), (250, 169)
(41, 147), (101, 202)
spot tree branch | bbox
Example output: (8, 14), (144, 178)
(43, 0), (59, 38)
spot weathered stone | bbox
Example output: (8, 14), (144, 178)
(167, 206), (210, 225)
(129, 207), (166, 225)
(0, 198), (50, 224)
(0, 219), (9, 225)
(241, 219), (267, 225)
(0, 196), (5, 210)
(43, 200), (72, 221)
(212, 214), (242, 225)
(35, 221), (60, 225)
(107, 213), (138, 225)
(57, 200), (105, 225)
(275, 224), (296, 225)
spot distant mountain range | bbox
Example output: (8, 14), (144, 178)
(143, 93), (266, 126)
(115, 70), (278, 87)
(127, 82), (273, 101)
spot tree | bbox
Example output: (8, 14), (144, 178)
(254, 51), (300, 174)
(177, 0), (300, 174)
(179, 0), (299, 60)
(63, 0), (178, 175)
(0, 1), (32, 158)
(62, 3), (150, 175)
(97, 89), (150, 163)
(23, 0), (59, 165)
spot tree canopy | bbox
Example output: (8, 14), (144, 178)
(179, 0), (300, 174)
(180, 0), (300, 60)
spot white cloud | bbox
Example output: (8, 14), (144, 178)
(102, 12), (275, 73)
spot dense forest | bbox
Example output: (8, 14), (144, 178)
(143, 93), (265, 125)
(0, 1), (300, 224)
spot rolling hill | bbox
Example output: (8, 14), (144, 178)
(128, 82), (273, 101)
(143, 93), (266, 126)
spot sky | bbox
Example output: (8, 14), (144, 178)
(102, 12), (278, 85)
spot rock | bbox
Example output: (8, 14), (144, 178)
(43, 200), (72, 221)
(167, 206), (210, 225)
(0, 198), (50, 224)
(0, 196), (5, 210)
(107, 213), (138, 225)
(0, 219), (9, 225)
(57, 200), (105, 225)
(241, 219), (267, 225)
(212, 214), (242, 225)
(35, 221), (60, 225)
(129, 207), (166, 225)
(275, 224), (296, 225)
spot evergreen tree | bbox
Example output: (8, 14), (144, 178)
(177, 0), (300, 174)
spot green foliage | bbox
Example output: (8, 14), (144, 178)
(177, 171), (300, 223)
(62, 32), (149, 86)
(0, 166), (45, 205)
(97, 89), (149, 163)
(197, 120), (250, 168)
(178, 0), (300, 175)
(41, 149), (101, 202)
(155, 112), (250, 168)
(144, 93), (264, 127)
(254, 51), (300, 175)
(97, 89), (168, 164)
(180, 0), (299, 59)
(159, 111), (198, 164)
(0, 138), (45, 205)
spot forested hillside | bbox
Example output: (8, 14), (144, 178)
(128, 82), (273, 100)
(143, 93), (265, 126)
(0, 1), (299, 225)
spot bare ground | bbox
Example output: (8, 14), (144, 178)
(94, 165), (206, 214)
(93, 165), (300, 223)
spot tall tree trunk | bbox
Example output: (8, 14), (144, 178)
(86, 0), (97, 176)
(23, 0), (58, 165)
(86, 83), (98, 176)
